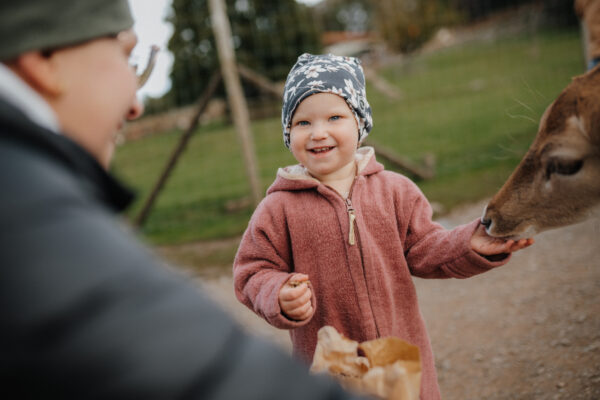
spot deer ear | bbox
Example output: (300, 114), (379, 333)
(13, 52), (64, 97)
(588, 107), (600, 140)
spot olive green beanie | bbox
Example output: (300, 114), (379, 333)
(0, 0), (134, 61)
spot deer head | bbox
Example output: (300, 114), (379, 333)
(482, 67), (600, 238)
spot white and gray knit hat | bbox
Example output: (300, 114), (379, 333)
(281, 53), (373, 148)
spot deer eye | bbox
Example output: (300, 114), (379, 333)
(545, 158), (583, 179)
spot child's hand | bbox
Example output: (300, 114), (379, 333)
(279, 273), (314, 321)
(470, 224), (534, 256)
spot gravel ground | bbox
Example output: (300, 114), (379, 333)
(178, 200), (600, 399)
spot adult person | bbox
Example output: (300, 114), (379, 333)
(0, 1), (364, 398)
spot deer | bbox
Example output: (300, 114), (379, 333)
(481, 66), (600, 239)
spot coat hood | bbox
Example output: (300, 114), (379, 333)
(267, 146), (384, 194)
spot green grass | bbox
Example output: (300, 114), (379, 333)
(112, 28), (583, 245)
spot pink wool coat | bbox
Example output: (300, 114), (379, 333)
(233, 147), (510, 400)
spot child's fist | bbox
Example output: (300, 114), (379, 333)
(279, 273), (314, 321)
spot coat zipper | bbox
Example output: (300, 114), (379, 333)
(346, 197), (356, 245)
(344, 177), (358, 246)
(343, 180), (380, 338)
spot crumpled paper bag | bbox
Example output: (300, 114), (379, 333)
(310, 326), (421, 400)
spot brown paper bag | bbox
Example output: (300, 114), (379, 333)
(310, 326), (421, 400)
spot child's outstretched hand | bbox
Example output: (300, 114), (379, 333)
(279, 273), (314, 321)
(470, 224), (534, 257)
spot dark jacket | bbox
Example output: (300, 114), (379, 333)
(0, 98), (362, 400)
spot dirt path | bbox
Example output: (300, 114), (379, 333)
(178, 200), (600, 399)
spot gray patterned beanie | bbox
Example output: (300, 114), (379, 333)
(281, 53), (373, 148)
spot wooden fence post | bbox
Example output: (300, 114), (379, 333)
(134, 71), (222, 228)
(580, 20), (590, 69)
(209, 0), (262, 207)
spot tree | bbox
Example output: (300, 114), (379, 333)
(313, 0), (374, 33)
(313, 0), (462, 53)
(373, 0), (462, 53)
(162, 0), (321, 109)
(449, 0), (578, 27)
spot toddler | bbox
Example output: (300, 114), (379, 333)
(233, 53), (533, 400)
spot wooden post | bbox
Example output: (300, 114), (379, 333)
(237, 63), (285, 98)
(364, 140), (435, 180)
(209, 0), (262, 207)
(581, 21), (590, 70)
(134, 71), (222, 228)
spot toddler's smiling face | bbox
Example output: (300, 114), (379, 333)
(289, 93), (359, 183)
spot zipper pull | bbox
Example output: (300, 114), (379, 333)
(348, 211), (356, 245)
(346, 198), (356, 246)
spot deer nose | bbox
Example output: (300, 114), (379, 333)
(480, 217), (492, 229)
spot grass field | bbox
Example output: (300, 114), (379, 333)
(112, 28), (583, 245)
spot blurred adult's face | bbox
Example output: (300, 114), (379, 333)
(49, 29), (143, 168)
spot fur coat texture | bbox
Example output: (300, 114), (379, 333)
(234, 147), (510, 400)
